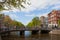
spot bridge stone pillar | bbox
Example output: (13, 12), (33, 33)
(40, 30), (50, 34)
(7, 32), (10, 36)
(0, 35), (2, 40)
(32, 30), (39, 34)
(20, 31), (25, 35)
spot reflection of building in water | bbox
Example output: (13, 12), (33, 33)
(40, 16), (48, 27)
(48, 10), (60, 27)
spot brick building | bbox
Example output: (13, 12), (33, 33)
(40, 16), (45, 24)
(40, 16), (48, 27)
(48, 10), (60, 27)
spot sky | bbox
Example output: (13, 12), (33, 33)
(0, 0), (60, 25)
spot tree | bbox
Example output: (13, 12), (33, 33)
(27, 17), (41, 28)
(0, 0), (30, 11)
(3, 15), (12, 27)
(58, 20), (60, 27)
(27, 22), (34, 28)
(0, 14), (4, 18)
(3, 15), (25, 28)
(32, 17), (41, 27)
(13, 20), (25, 27)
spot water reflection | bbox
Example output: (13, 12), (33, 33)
(40, 34), (51, 40)
(25, 31), (31, 37)
(2, 31), (60, 40)
(50, 34), (60, 40)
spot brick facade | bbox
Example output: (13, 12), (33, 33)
(48, 10), (60, 26)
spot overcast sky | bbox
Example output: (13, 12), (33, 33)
(1, 0), (60, 25)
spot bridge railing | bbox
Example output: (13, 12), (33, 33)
(40, 26), (52, 30)
(0, 26), (41, 32)
(25, 27), (40, 30)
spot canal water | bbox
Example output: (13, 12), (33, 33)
(2, 31), (60, 40)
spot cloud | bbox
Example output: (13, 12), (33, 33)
(2, 10), (20, 21)
(9, 14), (19, 20)
(1, 0), (60, 13)
(38, 13), (48, 17)
(2, 8), (20, 13)
(0, 0), (4, 2)
(21, 0), (60, 12)
(52, 5), (60, 9)
(25, 12), (49, 17)
(21, 0), (48, 12)
(25, 14), (35, 17)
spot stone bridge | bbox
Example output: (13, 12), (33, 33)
(0, 27), (53, 40)
(0, 27), (40, 35)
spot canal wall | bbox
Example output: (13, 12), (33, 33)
(49, 30), (60, 34)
